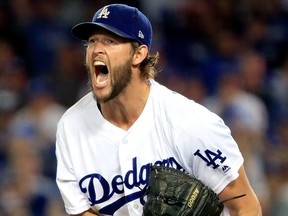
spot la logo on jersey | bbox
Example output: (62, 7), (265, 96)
(97, 6), (110, 19)
(194, 148), (231, 173)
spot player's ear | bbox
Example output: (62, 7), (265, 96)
(132, 44), (148, 66)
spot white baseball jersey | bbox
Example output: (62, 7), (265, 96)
(56, 80), (243, 216)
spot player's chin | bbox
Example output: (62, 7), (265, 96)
(93, 87), (112, 103)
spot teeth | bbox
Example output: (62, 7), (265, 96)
(94, 61), (106, 66)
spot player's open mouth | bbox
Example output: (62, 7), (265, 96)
(93, 61), (109, 87)
(94, 61), (108, 75)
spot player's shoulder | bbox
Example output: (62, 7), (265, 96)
(150, 80), (187, 103)
(151, 80), (211, 115)
(150, 80), (222, 126)
(59, 91), (96, 123)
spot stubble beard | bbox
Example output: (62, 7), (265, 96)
(86, 59), (132, 103)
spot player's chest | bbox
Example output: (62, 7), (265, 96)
(71, 126), (174, 171)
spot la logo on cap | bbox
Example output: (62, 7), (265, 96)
(97, 6), (110, 19)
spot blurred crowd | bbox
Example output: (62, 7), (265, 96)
(0, 0), (288, 215)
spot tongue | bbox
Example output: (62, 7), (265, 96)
(95, 73), (109, 86)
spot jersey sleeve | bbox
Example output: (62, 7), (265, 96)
(173, 105), (244, 194)
(55, 120), (91, 215)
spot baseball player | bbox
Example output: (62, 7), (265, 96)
(55, 4), (262, 216)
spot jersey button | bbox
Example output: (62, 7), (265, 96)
(133, 204), (139, 209)
(122, 138), (128, 144)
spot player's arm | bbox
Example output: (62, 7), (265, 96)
(71, 208), (99, 216)
(219, 165), (262, 215)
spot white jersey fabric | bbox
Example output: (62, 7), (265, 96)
(56, 80), (243, 216)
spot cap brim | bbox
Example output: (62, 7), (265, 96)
(71, 22), (135, 41)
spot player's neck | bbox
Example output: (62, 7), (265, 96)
(100, 80), (151, 130)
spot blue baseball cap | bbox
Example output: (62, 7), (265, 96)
(72, 4), (152, 50)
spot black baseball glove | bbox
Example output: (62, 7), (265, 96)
(142, 165), (224, 216)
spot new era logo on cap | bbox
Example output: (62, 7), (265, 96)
(71, 4), (153, 50)
(138, 31), (144, 39)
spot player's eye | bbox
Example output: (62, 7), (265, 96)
(85, 38), (117, 48)
(103, 38), (117, 45)
(87, 38), (97, 46)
